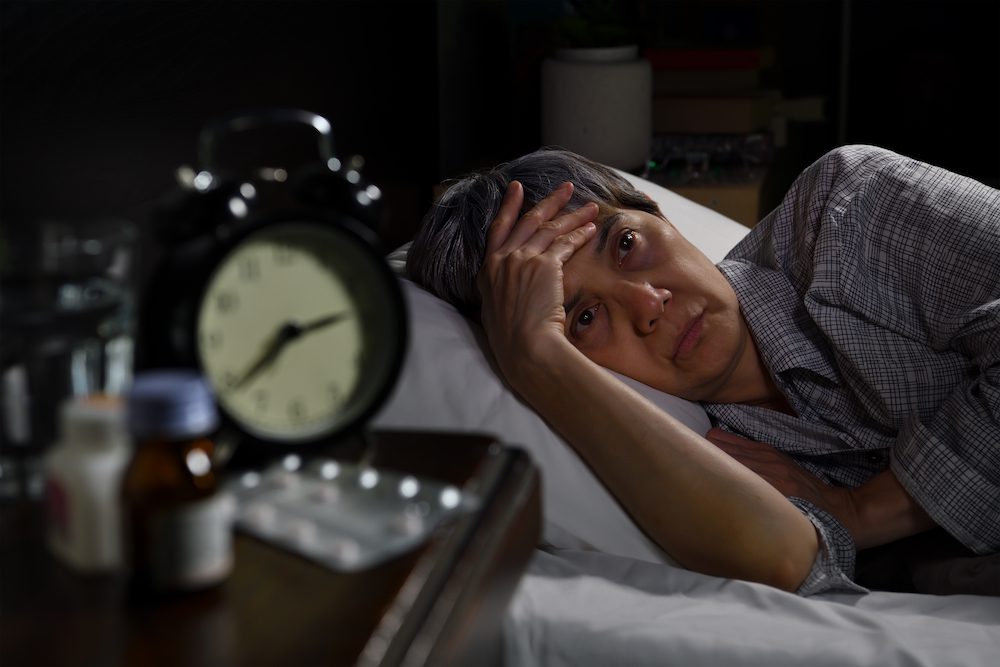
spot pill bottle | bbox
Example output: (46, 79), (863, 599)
(44, 395), (130, 572)
(121, 370), (234, 594)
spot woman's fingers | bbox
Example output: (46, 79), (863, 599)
(485, 181), (525, 254)
(706, 428), (754, 447)
(482, 180), (599, 284)
(486, 180), (584, 255)
(480, 214), (598, 297)
(546, 220), (598, 263)
(498, 181), (576, 252)
(707, 428), (776, 463)
(521, 202), (599, 255)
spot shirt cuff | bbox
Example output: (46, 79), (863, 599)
(789, 497), (869, 596)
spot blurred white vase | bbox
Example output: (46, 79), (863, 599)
(541, 45), (651, 170)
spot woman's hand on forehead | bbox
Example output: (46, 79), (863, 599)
(485, 181), (591, 253)
(476, 181), (599, 390)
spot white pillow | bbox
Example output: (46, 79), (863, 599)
(615, 169), (751, 263)
(372, 172), (749, 565)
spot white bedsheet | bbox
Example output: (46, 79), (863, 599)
(504, 549), (1000, 666)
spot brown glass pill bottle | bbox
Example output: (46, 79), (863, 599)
(121, 370), (234, 595)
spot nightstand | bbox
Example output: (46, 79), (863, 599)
(0, 432), (540, 666)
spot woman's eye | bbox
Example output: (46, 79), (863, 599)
(573, 305), (600, 336)
(616, 229), (636, 266)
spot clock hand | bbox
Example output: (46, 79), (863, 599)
(297, 311), (350, 334)
(229, 313), (348, 391)
(231, 322), (301, 391)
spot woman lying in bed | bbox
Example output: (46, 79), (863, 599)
(406, 145), (1000, 595)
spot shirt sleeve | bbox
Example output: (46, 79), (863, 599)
(789, 498), (869, 595)
(803, 146), (1000, 556)
(729, 144), (1000, 567)
(891, 345), (1000, 554)
(846, 150), (1000, 556)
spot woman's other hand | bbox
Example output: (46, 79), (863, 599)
(477, 181), (598, 389)
(707, 427), (938, 549)
(706, 428), (863, 537)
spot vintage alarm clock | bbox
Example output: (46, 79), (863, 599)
(136, 109), (407, 460)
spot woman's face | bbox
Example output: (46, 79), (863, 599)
(560, 208), (753, 402)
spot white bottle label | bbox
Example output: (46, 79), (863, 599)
(148, 492), (235, 590)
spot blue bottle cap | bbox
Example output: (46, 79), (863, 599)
(127, 370), (219, 440)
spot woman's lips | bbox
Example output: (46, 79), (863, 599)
(673, 313), (704, 360)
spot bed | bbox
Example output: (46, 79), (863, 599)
(372, 171), (1000, 665)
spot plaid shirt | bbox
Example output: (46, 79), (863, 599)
(704, 145), (1000, 596)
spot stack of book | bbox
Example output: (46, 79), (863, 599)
(642, 47), (777, 227)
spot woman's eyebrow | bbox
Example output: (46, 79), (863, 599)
(595, 212), (626, 255)
(564, 290), (582, 318)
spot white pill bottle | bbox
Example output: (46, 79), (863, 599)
(44, 396), (130, 572)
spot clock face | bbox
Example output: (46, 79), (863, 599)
(195, 221), (405, 444)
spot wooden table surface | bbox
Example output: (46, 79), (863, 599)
(0, 431), (540, 666)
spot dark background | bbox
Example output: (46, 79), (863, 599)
(2, 0), (998, 254)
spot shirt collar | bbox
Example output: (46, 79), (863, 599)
(717, 259), (840, 384)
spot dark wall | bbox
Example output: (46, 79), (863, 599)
(2, 0), (997, 250)
(848, 0), (1000, 185)
(1, 0), (441, 249)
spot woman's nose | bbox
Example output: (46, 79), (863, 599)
(618, 282), (671, 334)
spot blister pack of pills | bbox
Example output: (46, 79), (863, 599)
(227, 455), (479, 572)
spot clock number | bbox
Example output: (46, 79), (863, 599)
(200, 330), (223, 349)
(216, 291), (239, 314)
(254, 389), (268, 411)
(273, 244), (295, 266)
(288, 399), (305, 421)
(222, 370), (238, 389)
(328, 382), (342, 405)
(238, 257), (261, 282)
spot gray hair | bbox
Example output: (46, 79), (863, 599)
(407, 147), (663, 317)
